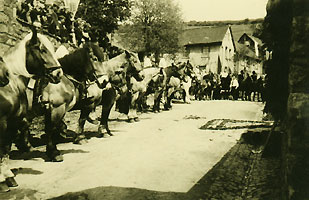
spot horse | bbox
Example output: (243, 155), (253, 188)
(115, 63), (169, 122)
(41, 48), (143, 161)
(189, 76), (203, 100)
(162, 62), (194, 110)
(140, 67), (166, 112)
(177, 61), (195, 103)
(0, 29), (63, 192)
(131, 66), (172, 113)
(94, 50), (143, 137)
(115, 75), (146, 122)
(39, 42), (108, 162)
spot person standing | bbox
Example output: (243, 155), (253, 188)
(230, 75), (239, 100)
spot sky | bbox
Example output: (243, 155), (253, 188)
(174, 0), (268, 22)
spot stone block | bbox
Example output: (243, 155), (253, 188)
(293, 0), (309, 16)
(0, 34), (8, 43)
(0, 23), (8, 32)
(288, 93), (309, 119)
(288, 65), (309, 93)
(0, 12), (9, 23)
(0, 0), (3, 12)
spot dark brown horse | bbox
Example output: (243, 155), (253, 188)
(39, 42), (107, 162)
(41, 48), (142, 161)
(0, 30), (63, 191)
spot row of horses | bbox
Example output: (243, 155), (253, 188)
(189, 72), (266, 102)
(0, 29), (195, 191)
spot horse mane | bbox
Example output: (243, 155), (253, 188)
(3, 32), (58, 78)
(102, 52), (127, 76)
(59, 47), (90, 81)
(84, 43), (105, 62)
(97, 49), (141, 77)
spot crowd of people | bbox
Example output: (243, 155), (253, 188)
(189, 66), (266, 102)
(16, 0), (91, 45)
(138, 54), (266, 103)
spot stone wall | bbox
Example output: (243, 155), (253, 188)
(265, 0), (309, 199)
(286, 0), (309, 199)
(0, 0), (29, 57)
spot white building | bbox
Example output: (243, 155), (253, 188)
(179, 26), (236, 74)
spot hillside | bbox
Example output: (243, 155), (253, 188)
(185, 18), (263, 42)
(185, 18), (263, 27)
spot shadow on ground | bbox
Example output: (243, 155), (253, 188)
(47, 128), (283, 200)
(10, 148), (89, 161)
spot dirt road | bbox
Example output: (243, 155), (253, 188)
(2, 100), (266, 200)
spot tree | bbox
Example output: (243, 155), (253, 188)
(76, 0), (131, 48)
(120, 0), (183, 61)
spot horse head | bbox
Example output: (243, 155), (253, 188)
(124, 50), (144, 81)
(178, 61), (195, 80)
(25, 28), (63, 83)
(83, 43), (109, 88)
(185, 61), (195, 78)
(0, 57), (9, 86)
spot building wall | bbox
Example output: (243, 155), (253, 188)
(0, 0), (29, 57)
(179, 28), (236, 75)
(220, 27), (235, 73)
(185, 44), (221, 74)
(236, 59), (262, 77)
(208, 45), (220, 73)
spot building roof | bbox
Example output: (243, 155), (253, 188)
(235, 42), (260, 60)
(179, 26), (229, 46)
(248, 35), (262, 45)
(230, 24), (254, 43)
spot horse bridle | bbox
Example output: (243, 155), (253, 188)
(44, 66), (62, 83)
(85, 47), (110, 89)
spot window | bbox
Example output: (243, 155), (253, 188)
(202, 46), (210, 58)
(184, 47), (190, 58)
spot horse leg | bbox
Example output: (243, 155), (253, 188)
(45, 104), (64, 162)
(0, 119), (8, 192)
(74, 107), (92, 144)
(2, 119), (19, 189)
(136, 92), (145, 112)
(182, 88), (187, 103)
(98, 105), (114, 137)
(125, 92), (135, 123)
(153, 90), (161, 112)
(0, 119), (18, 192)
(129, 92), (140, 122)
(15, 118), (32, 152)
(98, 88), (116, 137)
(164, 88), (173, 110)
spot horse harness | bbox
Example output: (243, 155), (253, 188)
(26, 77), (49, 110)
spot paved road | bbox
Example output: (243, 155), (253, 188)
(4, 100), (264, 200)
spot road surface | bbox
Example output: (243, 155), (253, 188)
(2, 100), (265, 200)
